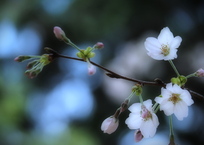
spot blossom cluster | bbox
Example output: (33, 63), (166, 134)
(15, 26), (203, 144)
(100, 27), (197, 143)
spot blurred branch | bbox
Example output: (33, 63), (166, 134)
(45, 47), (204, 100)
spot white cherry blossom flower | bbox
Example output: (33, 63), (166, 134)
(125, 99), (159, 138)
(144, 27), (182, 60)
(101, 116), (119, 134)
(155, 83), (194, 120)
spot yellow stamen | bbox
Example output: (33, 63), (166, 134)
(168, 93), (181, 104)
(161, 44), (170, 56)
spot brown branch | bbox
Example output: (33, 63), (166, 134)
(57, 53), (165, 86)
(45, 47), (204, 100)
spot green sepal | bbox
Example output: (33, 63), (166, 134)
(84, 47), (93, 55)
(171, 75), (187, 86)
(132, 84), (142, 96)
(76, 50), (86, 59)
(40, 54), (52, 65)
(87, 52), (95, 58)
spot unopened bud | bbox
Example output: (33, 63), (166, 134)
(14, 56), (32, 62)
(26, 60), (38, 69)
(53, 26), (68, 42)
(134, 130), (143, 142)
(120, 99), (129, 113)
(93, 42), (104, 49)
(196, 68), (204, 77)
(88, 63), (96, 75)
(101, 116), (119, 134)
(25, 70), (38, 79)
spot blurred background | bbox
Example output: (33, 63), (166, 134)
(0, 0), (204, 145)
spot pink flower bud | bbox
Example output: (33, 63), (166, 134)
(53, 26), (66, 40)
(196, 68), (204, 77)
(93, 42), (104, 49)
(101, 116), (119, 134)
(14, 56), (32, 62)
(25, 71), (37, 79)
(134, 130), (143, 142)
(88, 64), (96, 75)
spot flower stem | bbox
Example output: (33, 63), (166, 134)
(152, 103), (159, 113)
(66, 39), (81, 52)
(169, 115), (174, 138)
(186, 73), (196, 79)
(139, 95), (144, 104)
(128, 91), (136, 100)
(168, 60), (180, 77)
(169, 116), (175, 144)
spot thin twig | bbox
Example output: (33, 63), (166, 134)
(57, 53), (165, 86)
(45, 48), (204, 100)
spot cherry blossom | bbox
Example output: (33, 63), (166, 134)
(144, 27), (182, 60)
(125, 99), (159, 138)
(155, 83), (194, 120)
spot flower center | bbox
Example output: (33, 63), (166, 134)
(161, 44), (170, 56)
(168, 93), (181, 104)
(141, 106), (152, 121)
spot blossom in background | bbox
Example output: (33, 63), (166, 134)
(144, 27), (182, 60)
(101, 116), (119, 134)
(125, 99), (159, 138)
(155, 83), (194, 120)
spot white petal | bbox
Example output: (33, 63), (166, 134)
(171, 83), (183, 94)
(174, 101), (188, 120)
(128, 103), (141, 113)
(180, 90), (194, 106)
(161, 88), (172, 99)
(163, 54), (177, 60)
(163, 47), (178, 60)
(147, 52), (165, 60)
(145, 37), (161, 51)
(125, 113), (142, 129)
(169, 36), (182, 49)
(140, 120), (157, 138)
(143, 99), (153, 110)
(152, 113), (159, 127)
(144, 37), (168, 60)
(158, 27), (174, 44)
(160, 100), (174, 116)
(154, 96), (164, 104)
(169, 47), (178, 59)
